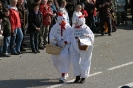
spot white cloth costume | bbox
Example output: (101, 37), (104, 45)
(70, 15), (94, 78)
(72, 11), (82, 26)
(49, 12), (72, 73)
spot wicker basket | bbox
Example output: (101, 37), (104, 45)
(46, 44), (62, 55)
(78, 39), (89, 51)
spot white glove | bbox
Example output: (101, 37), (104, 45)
(51, 38), (58, 45)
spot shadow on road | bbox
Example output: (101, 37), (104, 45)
(0, 79), (61, 88)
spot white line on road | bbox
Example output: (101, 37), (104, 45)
(107, 61), (133, 71)
(117, 82), (133, 88)
(46, 71), (102, 88)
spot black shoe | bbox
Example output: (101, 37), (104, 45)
(3, 53), (11, 57)
(32, 50), (37, 54)
(17, 52), (23, 54)
(74, 76), (80, 83)
(36, 50), (40, 53)
(11, 53), (19, 55)
(101, 33), (104, 36)
(108, 33), (112, 36)
(80, 78), (85, 83)
(20, 48), (26, 51)
(39, 46), (44, 50)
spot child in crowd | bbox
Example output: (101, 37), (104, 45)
(2, 8), (11, 57)
(72, 5), (82, 26)
(28, 3), (42, 53)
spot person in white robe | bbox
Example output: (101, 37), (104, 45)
(72, 5), (82, 26)
(70, 15), (94, 83)
(49, 12), (72, 83)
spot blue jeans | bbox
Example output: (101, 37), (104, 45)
(11, 28), (23, 53)
(3, 36), (11, 54)
(30, 31), (39, 51)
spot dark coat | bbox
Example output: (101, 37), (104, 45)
(84, 1), (95, 16)
(28, 11), (43, 32)
(96, 0), (112, 18)
(17, 4), (27, 29)
(2, 15), (11, 37)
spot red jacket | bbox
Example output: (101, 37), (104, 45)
(81, 9), (88, 18)
(9, 8), (21, 32)
(39, 3), (53, 26)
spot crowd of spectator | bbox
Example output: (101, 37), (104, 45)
(0, 0), (132, 57)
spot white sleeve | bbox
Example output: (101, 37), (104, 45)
(85, 26), (95, 43)
(49, 25), (56, 43)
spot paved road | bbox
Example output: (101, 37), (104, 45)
(0, 21), (133, 88)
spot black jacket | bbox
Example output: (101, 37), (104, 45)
(28, 10), (43, 32)
(96, 0), (112, 17)
(2, 15), (11, 37)
(84, 1), (95, 15)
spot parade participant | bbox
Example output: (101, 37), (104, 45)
(72, 5), (82, 26)
(70, 15), (94, 83)
(49, 12), (71, 83)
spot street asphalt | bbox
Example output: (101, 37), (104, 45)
(0, 18), (133, 88)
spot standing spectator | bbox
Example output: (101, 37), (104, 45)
(48, 0), (57, 26)
(17, 0), (27, 51)
(81, 3), (88, 19)
(47, 0), (57, 44)
(2, 8), (11, 57)
(59, 0), (70, 24)
(130, 0), (133, 24)
(28, 3), (42, 53)
(53, 0), (59, 10)
(72, 5), (82, 26)
(8, 0), (23, 55)
(96, 0), (112, 36)
(39, 0), (53, 49)
(116, 0), (127, 25)
(84, 0), (95, 31)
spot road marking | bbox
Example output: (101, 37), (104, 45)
(117, 82), (133, 88)
(46, 71), (102, 88)
(107, 61), (133, 71)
